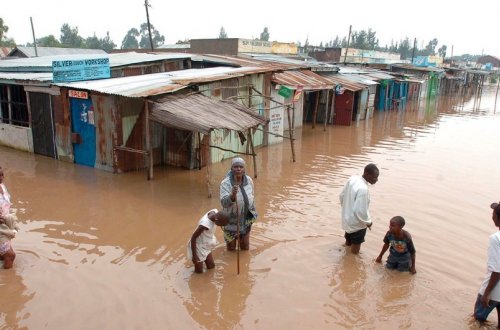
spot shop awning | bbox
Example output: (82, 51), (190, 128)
(272, 70), (334, 90)
(149, 93), (267, 134)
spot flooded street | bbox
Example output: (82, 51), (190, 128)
(1, 86), (500, 329)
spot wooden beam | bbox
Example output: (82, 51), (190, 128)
(145, 101), (153, 180)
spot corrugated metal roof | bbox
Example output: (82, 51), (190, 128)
(9, 46), (107, 57)
(0, 52), (192, 72)
(0, 72), (52, 83)
(340, 74), (379, 86)
(319, 73), (366, 91)
(195, 54), (303, 71)
(363, 72), (396, 80)
(272, 70), (334, 90)
(53, 67), (267, 98)
(243, 53), (338, 71)
(391, 64), (444, 73)
(150, 93), (267, 134)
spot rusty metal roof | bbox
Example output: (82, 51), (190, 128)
(272, 70), (334, 90)
(195, 54), (304, 71)
(53, 67), (267, 98)
(318, 73), (366, 91)
(150, 93), (267, 134)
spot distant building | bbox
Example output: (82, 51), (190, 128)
(477, 55), (500, 68)
(309, 47), (402, 64)
(190, 38), (297, 56)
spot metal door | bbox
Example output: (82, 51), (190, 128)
(333, 91), (353, 126)
(70, 98), (96, 167)
(30, 92), (56, 158)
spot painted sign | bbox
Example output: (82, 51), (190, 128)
(278, 85), (293, 98)
(52, 58), (110, 83)
(68, 90), (89, 99)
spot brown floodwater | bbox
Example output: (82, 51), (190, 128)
(1, 85), (500, 329)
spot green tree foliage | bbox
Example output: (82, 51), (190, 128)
(0, 18), (8, 41)
(139, 23), (165, 49)
(438, 44), (447, 58)
(349, 28), (379, 50)
(86, 32), (116, 51)
(121, 28), (140, 49)
(28, 35), (61, 47)
(60, 23), (85, 48)
(218, 26), (228, 39)
(0, 17), (16, 47)
(421, 38), (438, 56)
(260, 27), (270, 41)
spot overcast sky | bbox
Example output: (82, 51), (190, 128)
(2, 0), (499, 56)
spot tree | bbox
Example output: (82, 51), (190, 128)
(100, 32), (117, 52)
(218, 26), (228, 39)
(438, 45), (447, 59)
(60, 23), (84, 48)
(0, 17), (15, 47)
(421, 38), (438, 56)
(31, 35), (61, 47)
(259, 27), (269, 41)
(0, 18), (8, 41)
(121, 28), (140, 49)
(139, 23), (165, 49)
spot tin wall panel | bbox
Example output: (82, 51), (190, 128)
(92, 95), (118, 172)
(53, 91), (73, 162)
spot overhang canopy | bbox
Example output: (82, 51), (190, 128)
(272, 70), (334, 90)
(150, 93), (267, 134)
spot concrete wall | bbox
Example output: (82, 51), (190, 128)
(0, 123), (33, 152)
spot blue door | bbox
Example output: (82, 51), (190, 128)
(71, 98), (96, 167)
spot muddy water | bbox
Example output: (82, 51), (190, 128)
(1, 86), (500, 329)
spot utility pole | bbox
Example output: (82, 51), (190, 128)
(450, 45), (454, 66)
(30, 17), (38, 57)
(343, 25), (352, 65)
(144, 0), (154, 51)
(411, 38), (417, 64)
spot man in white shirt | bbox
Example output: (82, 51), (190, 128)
(339, 163), (379, 254)
(474, 201), (500, 326)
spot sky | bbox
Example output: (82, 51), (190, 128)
(2, 0), (500, 57)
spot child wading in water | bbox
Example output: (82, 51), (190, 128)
(188, 209), (229, 274)
(376, 216), (416, 274)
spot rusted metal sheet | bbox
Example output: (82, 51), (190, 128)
(91, 94), (119, 172)
(333, 91), (354, 126)
(272, 70), (334, 90)
(53, 91), (73, 162)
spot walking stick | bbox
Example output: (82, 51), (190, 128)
(234, 186), (240, 275)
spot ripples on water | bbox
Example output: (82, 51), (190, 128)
(1, 88), (500, 329)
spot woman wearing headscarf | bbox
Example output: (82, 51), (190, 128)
(220, 157), (258, 251)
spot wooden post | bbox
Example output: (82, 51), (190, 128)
(312, 90), (320, 129)
(329, 88), (336, 124)
(287, 105), (296, 162)
(145, 101), (153, 180)
(323, 90), (330, 131)
(197, 132), (202, 170)
(205, 132), (213, 198)
(248, 129), (257, 178)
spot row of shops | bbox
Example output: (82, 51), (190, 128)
(0, 49), (490, 175)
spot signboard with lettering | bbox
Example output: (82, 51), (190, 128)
(52, 58), (110, 83)
(68, 90), (89, 99)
